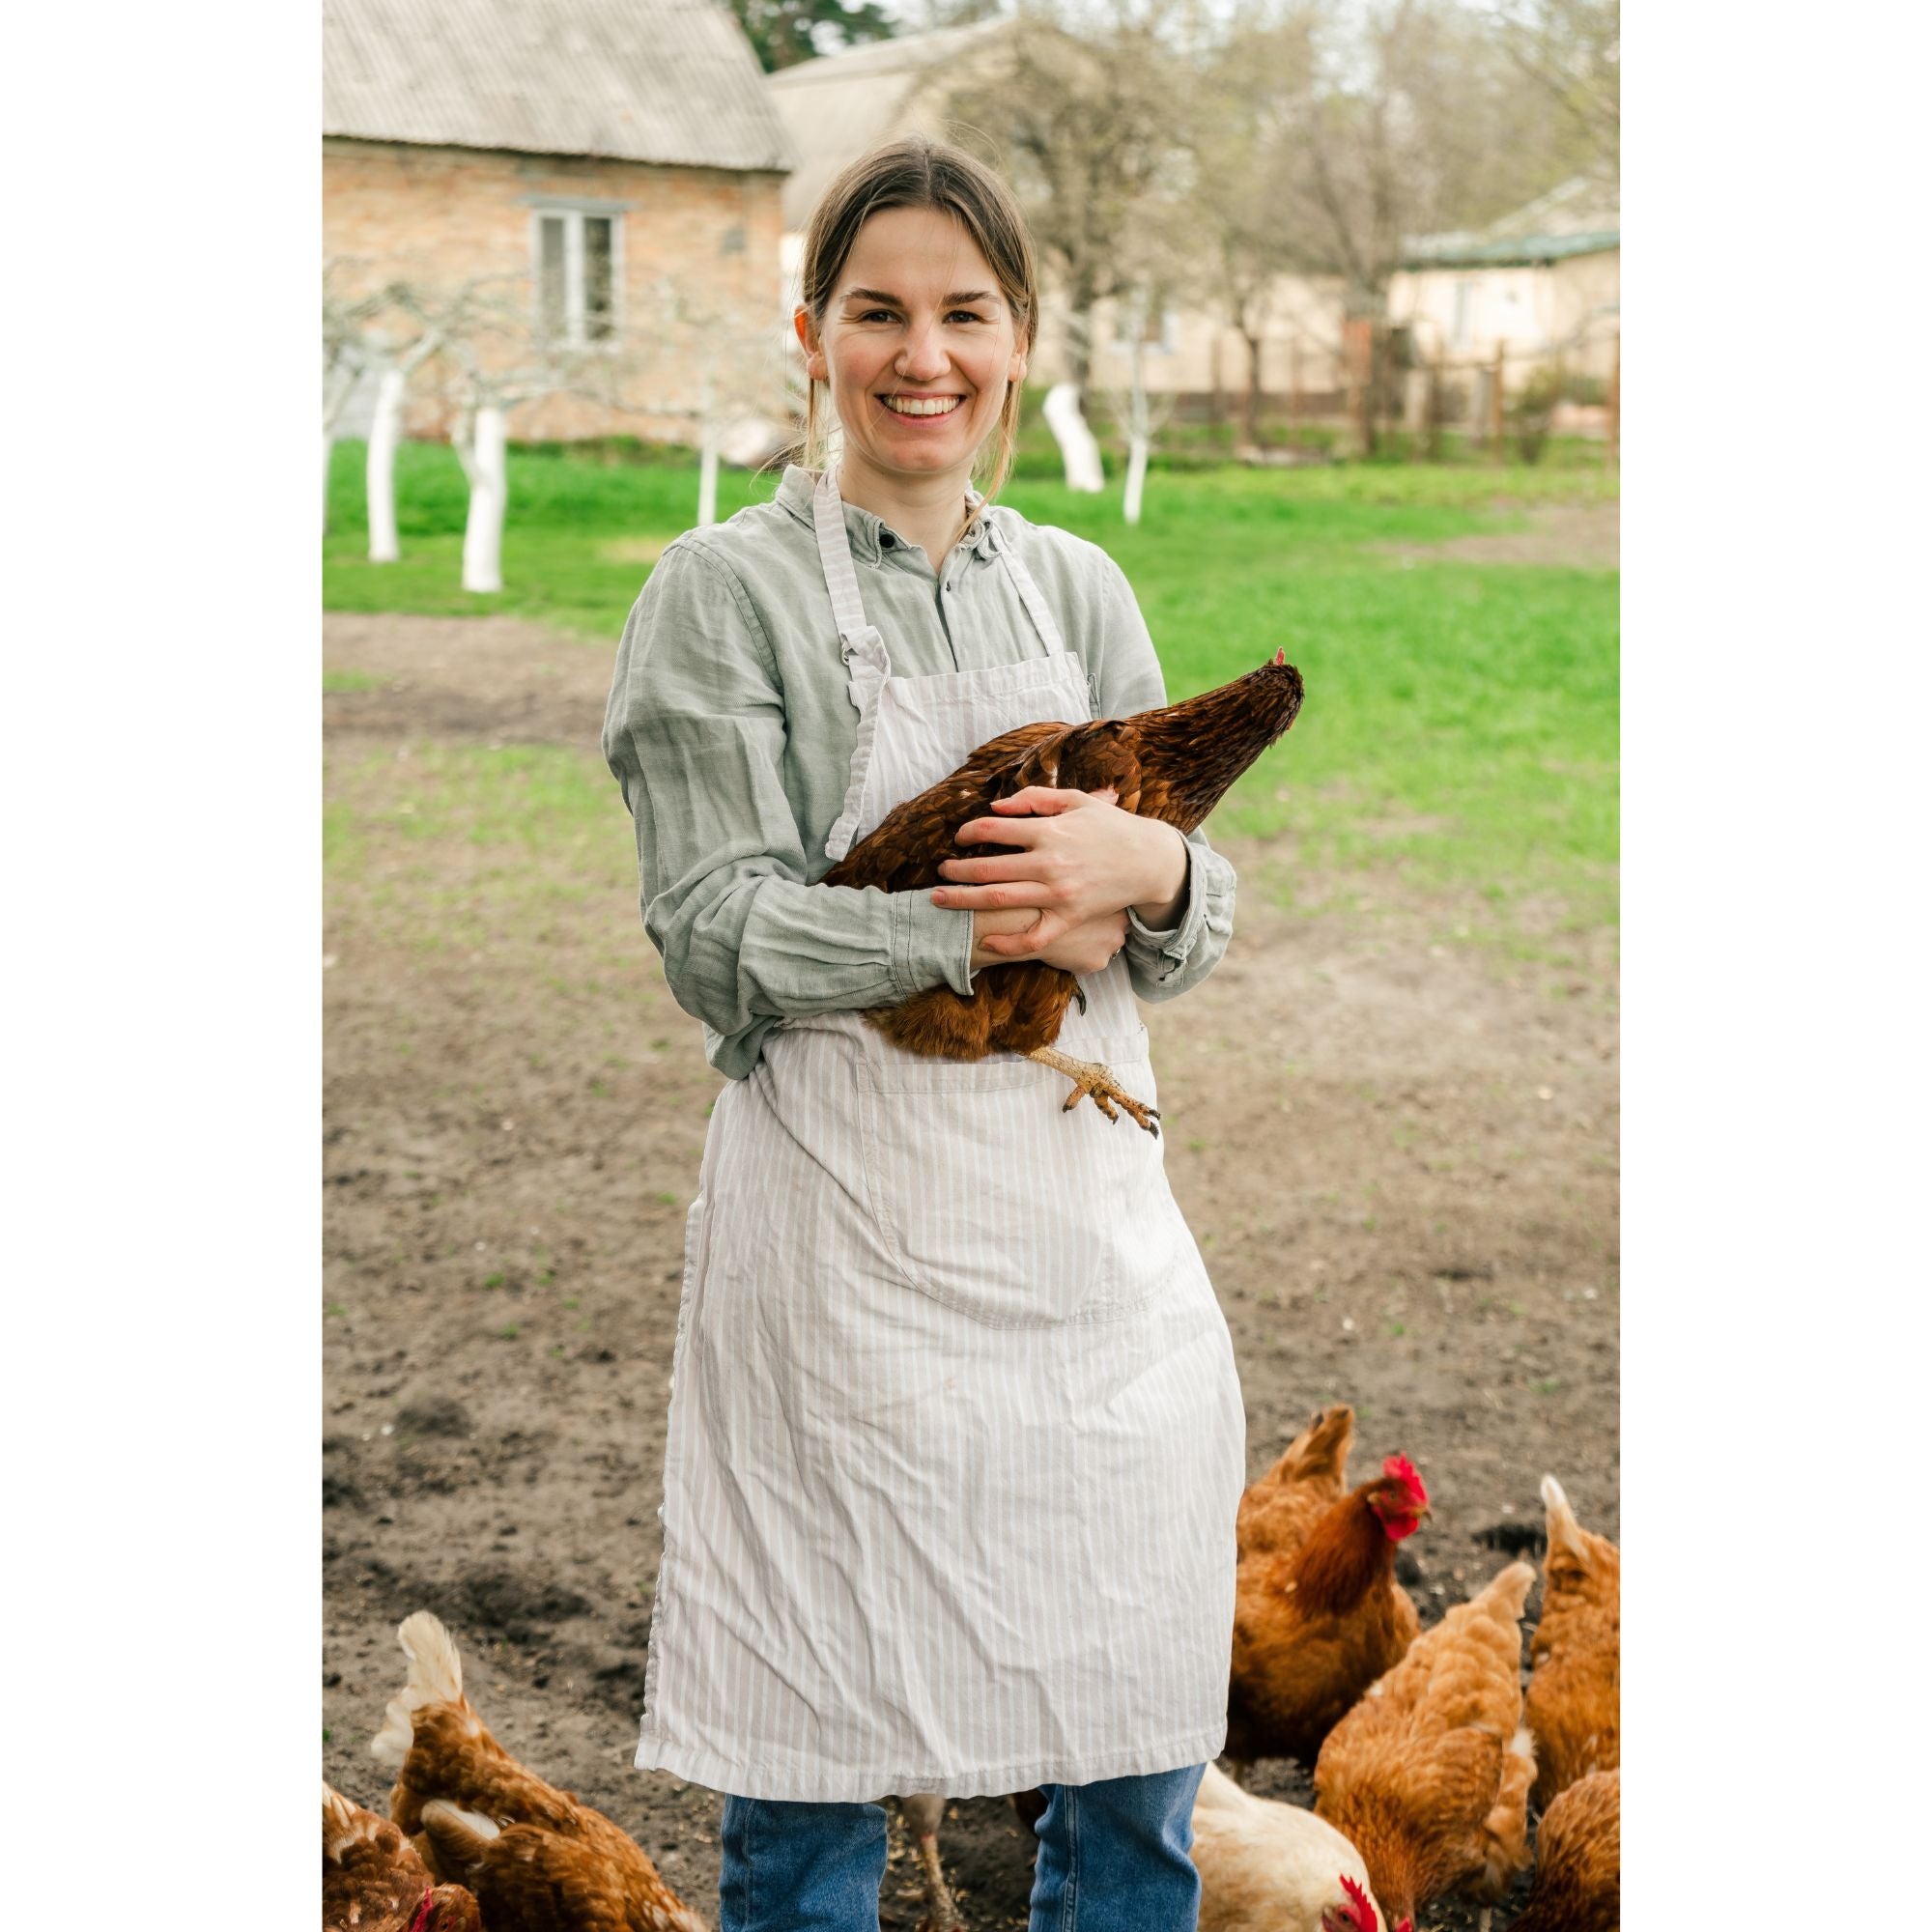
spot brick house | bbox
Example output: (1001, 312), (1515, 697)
(324, 0), (798, 442)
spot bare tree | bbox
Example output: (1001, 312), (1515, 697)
(1491, 0), (1619, 181)
(648, 276), (793, 528)
(388, 277), (634, 593)
(361, 301), (446, 564)
(1101, 281), (1180, 524)
(323, 265), (385, 537)
(942, 1), (1198, 484)
(1188, 13), (1321, 444)
(1249, 0), (1554, 453)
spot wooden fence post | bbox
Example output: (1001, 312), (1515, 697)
(1490, 341), (1506, 460)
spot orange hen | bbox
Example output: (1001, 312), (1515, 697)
(1236, 1403), (1356, 1564)
(1225, 1453), (1427, 1775)
(822, 650), (1304, 1131)
(1313, 1560), (1540, 1931)
(371, 1610), (708, 1932)
(324, 1780), (481, 1931)
(1511, 1769), (1619, 1932)
(1524, 1474), (1620, 1809)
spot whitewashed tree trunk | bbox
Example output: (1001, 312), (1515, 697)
(322, 354), (361, 540)
(366, 363), (406, 562)
(1042, 383), (1104, 492)
(460, 405), (507, 594)
(697, 412), (720, 528)
(1123, 437), (1150, 526)
(1123, 300), (1151, 526)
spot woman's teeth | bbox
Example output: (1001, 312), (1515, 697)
(883, 395), (962, 417)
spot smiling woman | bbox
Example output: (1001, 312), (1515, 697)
(791, 146), (1038, 569)
(602, 135), (1248, 1932)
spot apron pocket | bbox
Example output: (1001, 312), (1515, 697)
(854, 1028), (1179, 1327)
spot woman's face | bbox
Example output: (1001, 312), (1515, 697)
(797, 205), (1028, 492)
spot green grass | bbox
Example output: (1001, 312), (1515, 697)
(326, 440), (1615, 930)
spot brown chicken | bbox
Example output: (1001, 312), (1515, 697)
(1525, 1474), (1620, 1810)
(371, 1611), (708, 1932)
(324, 1780), (481, 1932)
(1313, 1561), (1540, 1932)
(1225, 1454), (1428, 1775)
(822, 649), (1304, 1132)
(1236, 1403), (1356, 1564)
(1511, 1769), (1618, 1932)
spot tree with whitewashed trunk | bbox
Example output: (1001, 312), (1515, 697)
(1040, 383), (1104, 492)
(940, 3), (1194, 491)
(648, 274), (791, 530)
(388, 275), (636, 595)
(362, 315), (445, 563)
(1101, 283), (1178, 525)
(323, 268), (385, 537)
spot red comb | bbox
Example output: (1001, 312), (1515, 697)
(1338, 1874), (1377, 1929)
(1382, 1453), (1425, 1492)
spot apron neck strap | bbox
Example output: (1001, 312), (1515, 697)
(815, 464), (1067, 660)
(811, 466), (872, 642)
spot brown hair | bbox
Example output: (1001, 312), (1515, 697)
(794, 135), (1038, 497)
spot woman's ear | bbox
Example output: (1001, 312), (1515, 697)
(1009, 345), (1030, 385)
(794, 306), (827, 383)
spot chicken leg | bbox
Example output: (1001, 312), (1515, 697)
(895, 1795), (959, 1932)
(1027, 1047), (1161, 1136)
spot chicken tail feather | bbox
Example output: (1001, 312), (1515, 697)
(1473, 1726), (1538, 1899)
(1540, 1473), (1585, 1567)
(419, 1799), (501, 1878)
(373, 1611), (473, 1767)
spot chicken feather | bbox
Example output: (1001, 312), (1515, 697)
(1524, 1474), (1620, 1809)
(371, 1610), (707, 1932)
(1312, 1560), (1540, 1929)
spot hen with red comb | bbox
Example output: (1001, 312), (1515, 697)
(1226, 1449), (1428, 1773)
(1191, 1761), (1388, 1932)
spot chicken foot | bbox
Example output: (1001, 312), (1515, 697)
(896, 1796), (959, 1932)
(1027, 1046), (1161, 1136)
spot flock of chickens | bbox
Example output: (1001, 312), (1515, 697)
(323, 1405), (1619, 1932)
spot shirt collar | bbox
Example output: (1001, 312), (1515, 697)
(777, 464), (1001, 567)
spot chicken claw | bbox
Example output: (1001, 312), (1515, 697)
(1027, 1046), (1161, 1136)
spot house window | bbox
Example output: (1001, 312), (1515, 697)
(1452, 278), (1475, 347)
(1113, 300), (1177, 355)
(533, 208), (619, 345)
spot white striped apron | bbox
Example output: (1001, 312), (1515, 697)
(634, 468), (1246, 1801)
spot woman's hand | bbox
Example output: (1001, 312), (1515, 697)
(970, 906), (1128, 976)
(936, 787), (1189, 962)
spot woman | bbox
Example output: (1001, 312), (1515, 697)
(603, 138), (1246, 1932)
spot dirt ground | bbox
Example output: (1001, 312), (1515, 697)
(324, 611), (1617, 1930)
(1377, 497), (1620, 571)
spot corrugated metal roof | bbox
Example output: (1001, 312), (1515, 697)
(764, 18), (1015, 231)
(1405, 175), (1619, 270)
(324, 0), (798, 174)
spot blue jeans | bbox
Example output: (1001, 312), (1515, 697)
(718, 1764), (1207, 1932)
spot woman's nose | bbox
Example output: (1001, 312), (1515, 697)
(896, 321), (950, 382)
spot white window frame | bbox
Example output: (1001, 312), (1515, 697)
(527, 199), (627, 349)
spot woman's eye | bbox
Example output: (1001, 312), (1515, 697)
(949, 311), (988, 326)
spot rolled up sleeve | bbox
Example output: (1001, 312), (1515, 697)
(1089, 561), (1238, 1004)
(603, 544), (973, 1076)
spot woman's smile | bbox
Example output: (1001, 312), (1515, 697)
(878, 393), (964, 418)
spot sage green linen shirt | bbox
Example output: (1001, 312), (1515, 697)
(602, 466), (1236, 1078)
